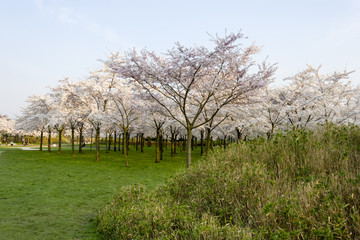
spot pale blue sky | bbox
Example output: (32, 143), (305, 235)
(1, 0), (359, 118)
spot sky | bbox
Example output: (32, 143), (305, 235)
(1, 0), (359, 119)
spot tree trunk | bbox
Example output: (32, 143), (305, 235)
(108, 132), (112, 151)
(47, 128), (51, 152)
(186, 128), (192, 168)
(236, 127), (242, 143)
(90, 129), (93, 154)
(71, 127), (75, 157)
(171, 133), (175, 157)
(155, 128), (160, 163)
(135, 134), (139, 151)
(118, 132), (121, 151)
(200, 130), (204, 156)
(140, 133), (144, 153)
(58, 129), (63, 154)
(96, 126), (100, 162)
(39, 130), (43, 151)
(205, 128), (211, 155)
(79, 127), (83, 153)
(160, 131), (163, 161)
(124, 129), (128, 167)
(105, 132), (108, 153)
(127, 133), (130, 151)
(122, 133), (125, 154)
(174, 134), (178, 154)
(114, 131), (117, 152)
(182, 136), (186, 152)
(269, 122), (275, 139)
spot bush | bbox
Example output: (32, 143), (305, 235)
(96, 125), (360, 239)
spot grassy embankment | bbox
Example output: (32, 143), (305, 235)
(0, 144), (201, 239)
(96, 125), (360, 239)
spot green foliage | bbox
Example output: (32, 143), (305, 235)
(96, 125), (360, 239)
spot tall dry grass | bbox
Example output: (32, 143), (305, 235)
(96, 124), (360, 239)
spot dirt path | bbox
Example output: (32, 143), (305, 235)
(19, 147), (38, 151)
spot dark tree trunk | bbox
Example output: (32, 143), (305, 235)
(186, 128), (192, 168)
(135, 133), (139, 151)
(90, 129), (93, 154)
(39, 130), (43, 151)
(108, 132), (112, 151)
(58, 129), (63, 154)
(122, 133), (125, 154)
(140, 133), (144, 153)
(200, 129), (204, 156)
(235, 127), (242, 143)
(47, 127), (51, 152)
(114, 131), (117, 152)
(118, 132), (121, 151)
(71, 127), (75, 157)
(124, 129), (128, 167)
(160, 131), (163, 161)
(96, 126), (100, 162)
(191, 136), (194, 150)
(105, 132), (108, 153)
(79, 126), (83, 153)
(174, 134), (178, 154)
(205, 128), (211, 155)
(182, 136), (186, 152)
(171, 133), (175, 157)
(155, 127), (162, 163)
(127, 132), (130, 152)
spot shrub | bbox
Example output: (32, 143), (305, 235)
(96, 125), (360, 239)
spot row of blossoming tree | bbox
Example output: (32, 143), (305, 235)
(0, 115), (15, 144)
(10, 32), (359, 167)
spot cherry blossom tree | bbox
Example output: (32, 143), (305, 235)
(137, 101), (168, 163)
(0, 115), (15, 144)
(17, 95), (53, 151)
(342, 85), (360, 124)
(16, 108), (44, 148)
(84, 67), (116, 162)
(51, 78), (90, 156)
(201, 107), (230, 155)
(109, 32), (276, 167)
(253, 86), (295, 138)
(282, 65), (355, 129)
(166, 120), (181, 157)
(48, 111), (67, 154)
(109, 78), (141, 166)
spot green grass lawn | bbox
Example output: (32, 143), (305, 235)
(0, 144), (202, 239)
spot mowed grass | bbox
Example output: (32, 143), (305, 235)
(0, 144), (201, 239)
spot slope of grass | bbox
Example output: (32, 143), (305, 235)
(96, 125), (360, 239)
(0, 145), (201, 239)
